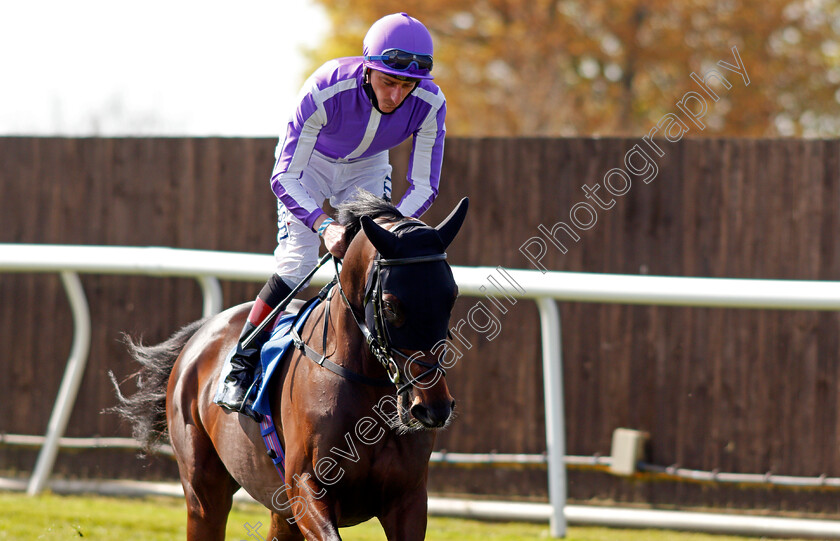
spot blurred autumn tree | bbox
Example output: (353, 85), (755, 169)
(305, 0), (840, 137)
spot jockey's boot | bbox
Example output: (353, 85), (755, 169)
(214, 321), (271, 419)
(215, 275), (293, 419)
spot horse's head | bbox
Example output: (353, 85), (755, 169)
(337, 190), (469, 431)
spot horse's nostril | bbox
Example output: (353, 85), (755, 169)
(450, 399), (456, 411)
(411, 401), (452, 428)
(410, 403), (429, 422)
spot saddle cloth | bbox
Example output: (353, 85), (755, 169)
(253, 295), (322, 416)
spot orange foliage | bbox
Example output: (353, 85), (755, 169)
(306, 0), (840, 137)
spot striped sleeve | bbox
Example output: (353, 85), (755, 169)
(396, 86), (446, 219)
(269, 77), (356, 230)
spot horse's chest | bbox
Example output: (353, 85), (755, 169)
(330, 446), (429, 522)
(339, 436), (431, 492)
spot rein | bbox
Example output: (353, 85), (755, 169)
(293, 221), (449, 394)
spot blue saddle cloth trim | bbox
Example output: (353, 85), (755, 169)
(252, 295), (323, 417)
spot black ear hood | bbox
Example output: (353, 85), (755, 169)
(361, 197), (470, 260)
(435, 197), (469, 249)
(361, 216), (399, 258)
(365, 257), (457, 352)
(360, 198), (469, 351)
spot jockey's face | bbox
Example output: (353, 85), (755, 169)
(369, 70), (417, 113)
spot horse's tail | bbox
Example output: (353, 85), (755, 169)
(107, 318), (206, 454)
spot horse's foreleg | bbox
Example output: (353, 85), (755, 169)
(265, 511), (305, 541)
(278, 476), (342, 541)
(290, 499), (342, 541)
(378, 491), (428, 541)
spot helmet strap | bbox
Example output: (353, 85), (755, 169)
(362, 69), (381, 111)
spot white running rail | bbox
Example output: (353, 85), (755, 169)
(5, 244), (840, 537)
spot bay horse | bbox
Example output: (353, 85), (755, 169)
(111, 191), (469, 540)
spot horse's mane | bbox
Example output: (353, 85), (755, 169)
(337, 189), (404, 241)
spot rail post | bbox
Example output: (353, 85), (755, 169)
(27, 272), (91, 495)
(537, 297), (566, 537)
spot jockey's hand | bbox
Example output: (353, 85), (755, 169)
(322, 222), (348, 259)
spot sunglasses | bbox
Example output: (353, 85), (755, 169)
(366, 49), (433, 73)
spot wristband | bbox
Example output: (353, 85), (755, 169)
(317, 217), (334, 238)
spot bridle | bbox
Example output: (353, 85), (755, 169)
(332, 220), (449, 394)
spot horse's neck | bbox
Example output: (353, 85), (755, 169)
(326, 287), (381, 377)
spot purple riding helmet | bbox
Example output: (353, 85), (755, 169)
(363, 12), (434, 80)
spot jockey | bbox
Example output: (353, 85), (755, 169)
(215, 12), (447, 415)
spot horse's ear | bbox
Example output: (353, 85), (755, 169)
(361, 216), (399, 257)
(435, 197), (469, 249)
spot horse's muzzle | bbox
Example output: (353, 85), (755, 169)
(410, 396), (455, 428)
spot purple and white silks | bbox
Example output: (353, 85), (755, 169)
(270, 57), (446, 230)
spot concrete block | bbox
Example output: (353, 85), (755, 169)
(609, 428), (648, 476)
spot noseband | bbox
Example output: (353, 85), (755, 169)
(334, 220), (450, 394)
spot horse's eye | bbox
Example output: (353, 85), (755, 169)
(382, 294), (405, 326)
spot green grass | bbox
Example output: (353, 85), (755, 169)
(0, 492), (813, 540)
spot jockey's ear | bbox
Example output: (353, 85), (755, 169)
(361, 216), (399, 258)
(435, 198), (469, 249)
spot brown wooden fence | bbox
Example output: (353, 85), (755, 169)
(2, 136), (840, 515)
